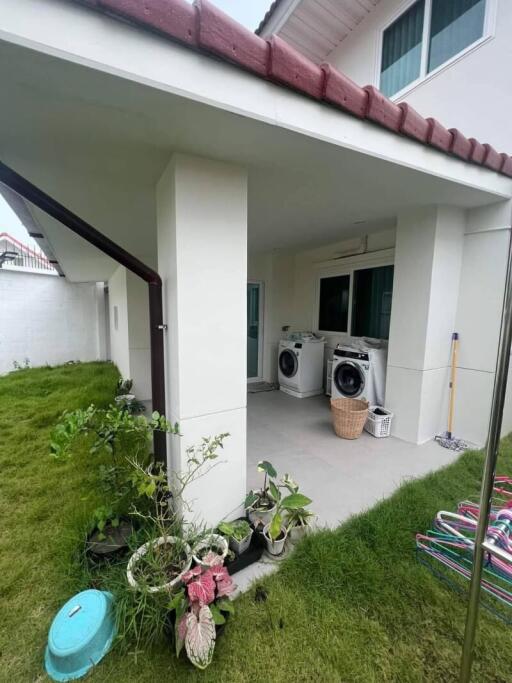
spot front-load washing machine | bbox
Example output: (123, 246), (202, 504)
(278, 337), (325, 398)
(331, 344), (387, 405)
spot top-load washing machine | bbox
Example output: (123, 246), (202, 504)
(278, 334), (325, 398)
(331, 343), (387, 406)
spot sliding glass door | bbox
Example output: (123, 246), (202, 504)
(247, 282), (263, 381)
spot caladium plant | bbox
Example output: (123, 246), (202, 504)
(171, 560), (235, 669)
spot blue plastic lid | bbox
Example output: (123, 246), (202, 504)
(45, 590), (116, 681)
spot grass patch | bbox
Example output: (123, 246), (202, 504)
(1, 363), (512, 682)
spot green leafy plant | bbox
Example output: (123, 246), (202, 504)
(267, 492), (312, 541)
(245, 463), (314, 542)
(50, 405), (179, 535)
(113, 433), (230, 658)
(218, 519), (251, 543)
(285, 507), (315, 533)
(244, 460), (279, 513)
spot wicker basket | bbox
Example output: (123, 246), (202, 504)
(330, 398), (369, 439)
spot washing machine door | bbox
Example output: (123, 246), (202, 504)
(279, 349), (298, 378)
(334, 361), (365, 398)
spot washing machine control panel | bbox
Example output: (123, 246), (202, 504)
(333, 348), (370, 362)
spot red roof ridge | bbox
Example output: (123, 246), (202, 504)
(0, 231), (50, 261)
(76, 0), (512, 178)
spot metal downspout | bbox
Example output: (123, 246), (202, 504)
(459, 220), (512, 681)
(0, 160), (167, 464)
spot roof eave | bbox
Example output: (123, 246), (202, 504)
(256, 0), (301, 38)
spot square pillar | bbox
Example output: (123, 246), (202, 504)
(157, 154), (248, 526)
(386, 206), (465, 443)
(107, 265), (151, 401)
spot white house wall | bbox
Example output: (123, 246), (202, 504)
(0, 270), (106, 374)
(108, 265), (130, 383)
(326, 0), (510, 152)
(456, 202), (512, 443)
(107, 265), (152, 400)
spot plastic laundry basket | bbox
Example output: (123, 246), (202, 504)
(330, 398), (369, 439)
(364, 406), (393, 438)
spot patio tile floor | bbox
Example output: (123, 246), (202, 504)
(247, 389), (462, 528)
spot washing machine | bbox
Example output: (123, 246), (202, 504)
(278, 337), (325, 398)
(331, 344), (387, 406)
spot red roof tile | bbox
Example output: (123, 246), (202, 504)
(74, 0), (512, 179)
(197, 0), (269, 77)
(449, 129), (472, 161)
(321, 64), (368, 118)
(398, 103), (429, 143)
(269, 35), (324, 99)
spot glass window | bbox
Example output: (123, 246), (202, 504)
(428, 0), (485, 72)
(318, 275), (350, 332)
(351, 266), (394, 340)
(380, 0), (425, 97)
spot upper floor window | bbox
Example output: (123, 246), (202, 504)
(380, 0), (487, 98)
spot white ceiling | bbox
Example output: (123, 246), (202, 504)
(261, 0), (381, 63)
(0, 38), (505, 283)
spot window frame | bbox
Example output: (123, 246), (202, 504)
(376, 0), (497, 101)
(314, 250), (395, 339)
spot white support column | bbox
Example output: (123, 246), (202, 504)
(157, 154), (248, 527)
(386, 206), (465, 443)
(107, 265), (152, 401)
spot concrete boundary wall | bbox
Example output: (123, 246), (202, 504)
(0, 269), (107, 374)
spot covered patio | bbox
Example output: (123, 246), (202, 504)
(247, 390), (460, 528)
(1, 0), (512, 531)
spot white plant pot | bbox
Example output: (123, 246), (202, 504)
(192, 534), (229, 567)
(263, 524), (287, 556)
(115, 393), (136, 404)
(229, 529), (253, 556)
(247, 492), (277, 526)
(126, 536), (192, 593)
(288, 522), (309, 543)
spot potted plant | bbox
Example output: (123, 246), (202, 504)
(218, 519), (253, 555)
(126, 434), (230, 590)
(50, 404), (179, 558)
(245, 460), (278, 526)
(167, 562), (235, 670)
(192, 534), (229, 568)
(126, 534), (193, 593)
(261, 472), (313, 556)
(286, 507), (315, 542)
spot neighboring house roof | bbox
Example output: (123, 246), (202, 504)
(0, 231), (55, 271)
(256, 0), (381, 64)
(75, 0), (512, 178)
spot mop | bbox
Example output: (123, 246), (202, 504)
(435, 332), (468, 451)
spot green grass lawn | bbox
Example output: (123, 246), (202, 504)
(1, 363), (512, 682)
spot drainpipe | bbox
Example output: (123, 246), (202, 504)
(0, 161), (167, 464)
(459, 223), (512, 681)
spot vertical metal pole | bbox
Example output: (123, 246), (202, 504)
(148, 283), (167, 464)
(459, 225), (512, 682)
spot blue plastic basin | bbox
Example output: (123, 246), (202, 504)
(45, 590), (116, 681)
